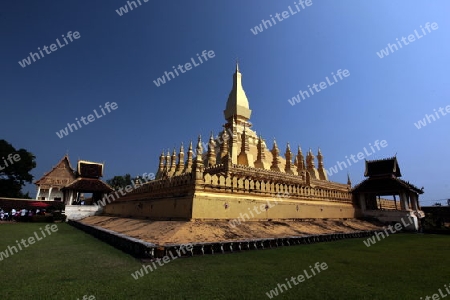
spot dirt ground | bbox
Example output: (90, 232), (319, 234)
(80, 216), (384, 245)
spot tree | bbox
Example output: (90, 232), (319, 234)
(0, 140), (36, 198)
(106, 174), (132, 190)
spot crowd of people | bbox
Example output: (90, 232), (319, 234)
(0, 208), (47, 221)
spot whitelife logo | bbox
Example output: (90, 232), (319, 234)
(228, 192), (290, 228)
(414, 105), (450, 129)
(265, 262), (328, 298)
(376, 22), (438, 59)
(287, 69), (350, 106)
(77, 296), (95, 300)
(0, 152), (21, 171)
(131, 243), (193, 280)
(115, 0), (149, 16)
(326, 140), (388, 177)
(420, 283), (450, 300)
(94, 172), (155, 208)
(250, 0), (313, 35)
(0, 224), (58, 262)
(362, 216), (414, 247)
(18, 31), (81, 68)
(152, 50), (215, 87)
(55, 102), (118, 139)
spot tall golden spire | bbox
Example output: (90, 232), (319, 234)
(307, 148), (319, 179)
(164, 150), (170, 172)
(317, 148), (323, 167)
(195, 135), (203, 163)
(257, 136), (265, 160)
(168, 148), (177, 176)
(270, 139), (281, 172)
(224, 64), (252, 124)
(296, 146), (305, 173)
(317, 148), (328, 181)
(254, 135), (268, 170)
(307, 149), (315, 169)
(219, 130), (229, 164)
(207, 132), (216, 167)
(285, 143), (294, 175)
(156, 151), (165, 179)
(193, 135), (205, 182)
(184, 141), (193, 173)
(237, 125), (251, 166)
(175, 143), (185, 175)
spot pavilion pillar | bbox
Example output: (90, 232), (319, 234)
(399, 192), (405, 210)
(410, 193), (418, 211)
(393, 195), (398, 210)
(48, 187), (53, 201)
(69, 191), (74, 205)
(409, 194), (414, 210)
(359, 194), (366, 211)
(415, 194), (421, 210)
(36, 187), (41, 200)
(406, 193), (411, 210)
(399, 192), (409, 210)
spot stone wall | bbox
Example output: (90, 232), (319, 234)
(102, 164), (359, 220)
(192, 192), (358, 220)
(102, 173), (195, 220)
(103, 196), (194, 220)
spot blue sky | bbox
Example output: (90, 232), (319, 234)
(1, 0), (449, 205)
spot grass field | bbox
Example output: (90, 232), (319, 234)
(0, 222), (449, 300)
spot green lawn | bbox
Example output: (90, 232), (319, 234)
(0, 222), (449, 300)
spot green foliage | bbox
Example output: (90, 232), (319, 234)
(17, 191), (32, 199)
(0, 139), (36, 198)
(106, 174), (132, 190)
(423, 212), (450, 232)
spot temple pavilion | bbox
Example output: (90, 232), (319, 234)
(103, 64), (356, 220)
(35, 156), (113, 205)
(35, 155), (76, 201)
(352, 157), (424, 230)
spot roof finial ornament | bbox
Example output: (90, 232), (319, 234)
(236, 57), (239, 72)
